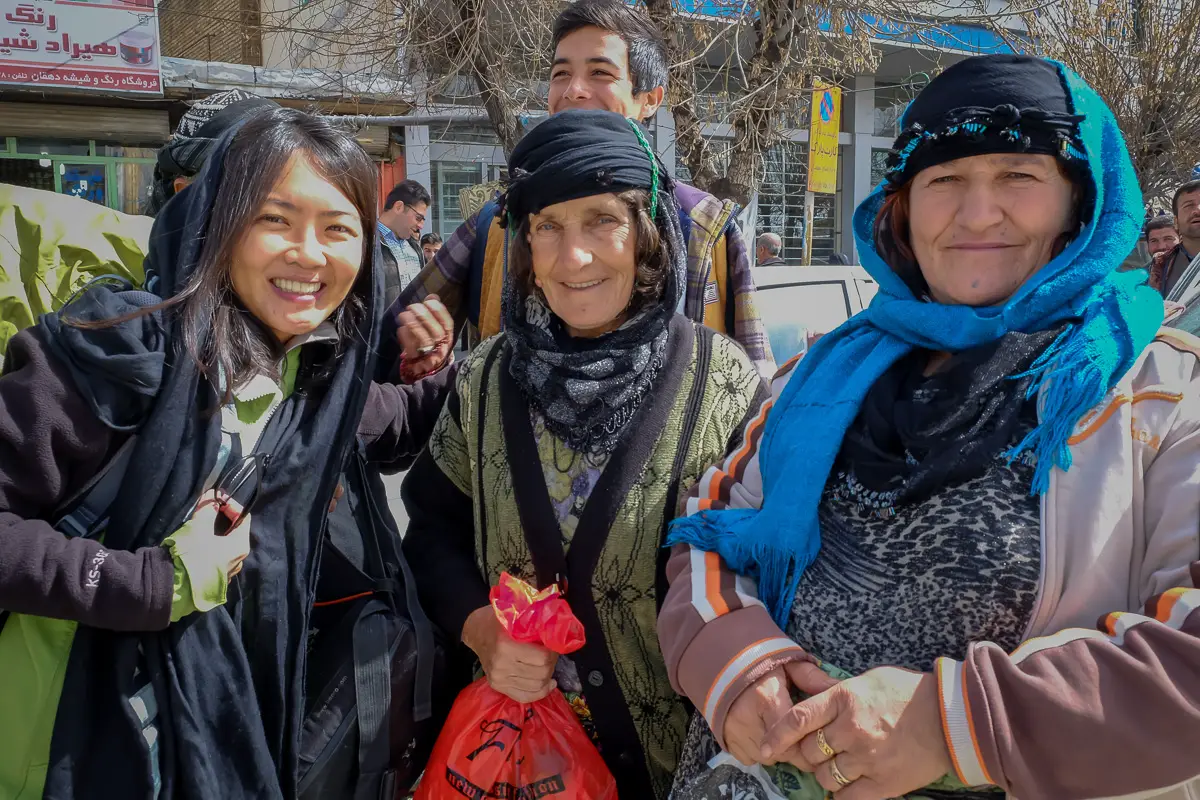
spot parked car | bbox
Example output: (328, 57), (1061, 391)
(752, 265), (878, 364)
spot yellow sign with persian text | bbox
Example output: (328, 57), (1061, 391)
(807, 81), (841, 194)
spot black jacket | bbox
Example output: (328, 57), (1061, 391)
(11, 122), (454, 800)
(0, 325), (453, 631)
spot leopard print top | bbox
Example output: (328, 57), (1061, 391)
(788, 431), (1041, 674)
(669, 426), (1040, 800)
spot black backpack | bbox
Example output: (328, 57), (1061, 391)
(297, 441), (451, 800)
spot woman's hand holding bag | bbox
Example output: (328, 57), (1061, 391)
(462, 603), (559, 703)
(416, 573), (617, 800)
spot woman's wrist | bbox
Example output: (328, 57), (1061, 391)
(461, 605), (495, 654)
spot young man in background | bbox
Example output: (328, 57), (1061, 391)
(382, 0), (773, 377)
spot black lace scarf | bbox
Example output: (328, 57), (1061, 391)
(835, 327), (1065, 513)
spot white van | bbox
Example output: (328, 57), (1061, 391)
(752, 265), (879, 364)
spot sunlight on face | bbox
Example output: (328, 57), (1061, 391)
(548, 26), (660, 121)
(229, 153), (364, 341)
(528, 193), (637, 338)
(908, 153), (1077, 307)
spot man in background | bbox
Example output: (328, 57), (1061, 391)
(756, 232), (786, 266)
(383, 0), (773, 377)
(421, 233), (443, 264)
(378, 179), (431, 308)
(1155, 183), (1200, 337)
(1144, 214), (1180, 262)
(1150, 181), (1200, 297)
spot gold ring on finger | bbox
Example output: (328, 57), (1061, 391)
(816, 727), (835, 759)
(830, 756), (853, 788)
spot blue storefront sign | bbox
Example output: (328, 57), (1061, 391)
(669, 0), (1024, 55)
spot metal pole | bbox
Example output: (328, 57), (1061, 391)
(327, 112), (490, 126)
(325, 111), (547, 127)
(803, 190), (815, 265)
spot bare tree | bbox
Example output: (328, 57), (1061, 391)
(1021, 0), (1200, 206)
(259, 0), (1010, 204)
(643, 1), (889, 204)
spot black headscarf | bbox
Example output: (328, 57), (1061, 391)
(39, 117), (382, 799)
(884, 55), (1091, 204)
(499, 109), (686, 456)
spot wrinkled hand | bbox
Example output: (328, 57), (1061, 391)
(462, 605), (558, 704)
(187, 502), (251, 582)
(762, 666), (953, 799)
(397, 294), (454, 376)
(723, 660), (838, 766)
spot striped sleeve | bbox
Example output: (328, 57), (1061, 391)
(937, 565), (1200, 800)
(377, 213), (479, 381)
(659, 356), (811, 748)
(937, 374), (1200, 799)
(681, 354), (802, 517)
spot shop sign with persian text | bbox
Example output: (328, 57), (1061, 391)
(0, 1), (162, 95)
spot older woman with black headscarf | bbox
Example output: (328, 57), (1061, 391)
(401, 109), (768, 798)
(660, 56), (1200, 800)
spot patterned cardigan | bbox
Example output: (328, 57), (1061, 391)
(401, 316), (768, 799)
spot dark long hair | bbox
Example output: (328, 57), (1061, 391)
(78, 108), (379, 402)
(506, 188), (670, 317)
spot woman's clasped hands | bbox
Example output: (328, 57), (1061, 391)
(725, 662), (955, 800)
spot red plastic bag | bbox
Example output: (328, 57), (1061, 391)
(415, 574), (618, 800)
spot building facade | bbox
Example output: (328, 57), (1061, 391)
(0, 0), (1018, 265)
(0, 0), (410, 215)
(406, 10), (1022, 264)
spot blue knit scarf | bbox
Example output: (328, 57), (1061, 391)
(667, 64), (1164, 628)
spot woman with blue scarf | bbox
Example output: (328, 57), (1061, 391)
(659, 56), (1200, 800)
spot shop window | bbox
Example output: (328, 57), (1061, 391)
(14, 138), (90, 157)
(870, 149), (890, 189)
(431, 160), (481, 239)
(100, 143), (159, 158)
(758, 140), (840, 263)
(0, 137), (156, 214)
(115, 161), (155, 215)
(61, 164), (107, 206)
(0, 158), (54, 192)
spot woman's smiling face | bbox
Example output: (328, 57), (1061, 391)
(528, 192), (638, 338)
(228, 152), (365, 341)
(908, 153), (1078, 307)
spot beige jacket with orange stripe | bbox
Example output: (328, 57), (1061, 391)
(657, 328), (1200, 800)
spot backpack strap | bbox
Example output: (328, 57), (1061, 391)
(0, 435), (135, 633)
(53, 435), (139, 540)
(657, 323), (715, 610)
(346, 444), (437, 797)
(467, 200), (500, 329)
(0, 425), (235, 633)
(352, 598), (396, 800)
(352, 442), (436, 721)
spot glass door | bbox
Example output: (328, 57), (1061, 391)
(432, 160), (481, 238)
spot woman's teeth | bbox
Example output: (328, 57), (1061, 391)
(273, 278), (322, 294)
(564, 279), (603, 289)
